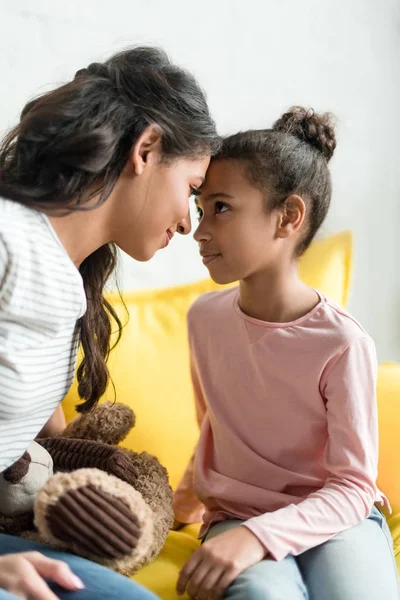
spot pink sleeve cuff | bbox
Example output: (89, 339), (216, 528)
(242, 521), (286, 561)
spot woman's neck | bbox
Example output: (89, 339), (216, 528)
(239, 263), (320, 324)
(48, 199), (111, 268)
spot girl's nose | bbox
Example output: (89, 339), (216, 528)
(193, 219), (212, 243)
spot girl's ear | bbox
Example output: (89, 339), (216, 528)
(276, 194), (306, 239)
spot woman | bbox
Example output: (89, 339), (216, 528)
(0, 46), (219, 599)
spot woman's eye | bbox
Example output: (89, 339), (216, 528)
(190, 186), (201, 197)
(215, 202), (229, 214)
(196, 206), (203, 220)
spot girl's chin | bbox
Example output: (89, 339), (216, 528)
(207, 268), (237, 286)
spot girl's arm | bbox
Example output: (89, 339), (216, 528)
(173, 343), (207, 525)
(242, 335), (384, 561)
(37, 405), (66, 438)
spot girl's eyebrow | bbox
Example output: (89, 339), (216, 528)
(194, 192), (235, 207)
(201, 192), (235, 202)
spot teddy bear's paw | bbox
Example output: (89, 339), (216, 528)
(46, 484), (141, 559)
(34, 469), (154, 570)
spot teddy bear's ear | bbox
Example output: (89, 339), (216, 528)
(3, 452), (31, 484)
(62, 401), (135, 446)
(0, 442), (53, 518)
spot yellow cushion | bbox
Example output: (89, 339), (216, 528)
(298, 230), (352, 307)
(133, 526), (201, 599)
(61, 230), (353, 598)
(376, 362), (400, 571)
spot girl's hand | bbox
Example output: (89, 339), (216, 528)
(177, 526), (266, 599)
(0, 552), (84, 599)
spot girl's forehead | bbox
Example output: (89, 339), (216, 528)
(203, 159), (251, 192)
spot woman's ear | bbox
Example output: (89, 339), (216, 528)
(131, 124), (163, 176)
(276, 194), (306, 240)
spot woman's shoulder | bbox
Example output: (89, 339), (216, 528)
(0, 196), (40, 228)
(0, 197), (47, 258)
(0, 197), (85, 323)
(0, 198), (39, 288)
(0, 197), (79, 281)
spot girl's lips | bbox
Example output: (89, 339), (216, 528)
(202, 254), (221, 265)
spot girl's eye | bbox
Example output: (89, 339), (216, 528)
(196, 206), (204, 220)
(215, 202), (229, 214)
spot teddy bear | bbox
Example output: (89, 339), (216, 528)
(0, 402), (174, 576)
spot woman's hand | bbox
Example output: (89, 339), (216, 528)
(0, 552), (84, 599)
(177, 526), (266, 599)
(171, 519), (185, 531)
(37, 405), (66, 438)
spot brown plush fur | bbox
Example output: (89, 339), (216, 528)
(0, 511), (34, 536)
(62, 401), (136, 446)
(0, 402), (173, 576)
(123, 450), (174, 570)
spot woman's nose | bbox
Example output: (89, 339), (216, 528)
(177, 211), (191, 235)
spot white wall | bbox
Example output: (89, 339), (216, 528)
(1, 0), (399, 361)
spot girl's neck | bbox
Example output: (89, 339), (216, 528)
(239, 262), (320, 324)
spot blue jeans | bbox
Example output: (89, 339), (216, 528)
(204, 506), (399, 599)
(0, 534), (159, 600)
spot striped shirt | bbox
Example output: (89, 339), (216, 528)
(0, 198), (86, 471)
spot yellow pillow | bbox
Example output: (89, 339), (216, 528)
(376, 362), (400, 570)
(133, 527), (201, 598)
(298, 229), (352, 307)
(63, 230), (353, 490)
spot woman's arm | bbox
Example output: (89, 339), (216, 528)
(37, 405), (66, 438)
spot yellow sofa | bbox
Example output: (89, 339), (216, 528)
(62, 231), (400, 599)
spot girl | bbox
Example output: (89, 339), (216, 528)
(173, 107), (399, 599)
(0, 46), (219, 600)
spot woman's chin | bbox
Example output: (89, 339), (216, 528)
(120, 245), (155, 263)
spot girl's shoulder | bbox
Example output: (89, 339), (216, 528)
(315, 292), (374, 356)
(188, 286), (238, 322)
(320, 293), (370, 337)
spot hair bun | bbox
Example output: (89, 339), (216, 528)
(273, 106), (336, 162)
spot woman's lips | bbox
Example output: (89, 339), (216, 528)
(164, 230), (174, 247)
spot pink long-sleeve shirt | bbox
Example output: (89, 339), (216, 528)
(173, 287), (389, 561)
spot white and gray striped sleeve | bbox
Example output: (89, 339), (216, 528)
(0, 236), (7, 297)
